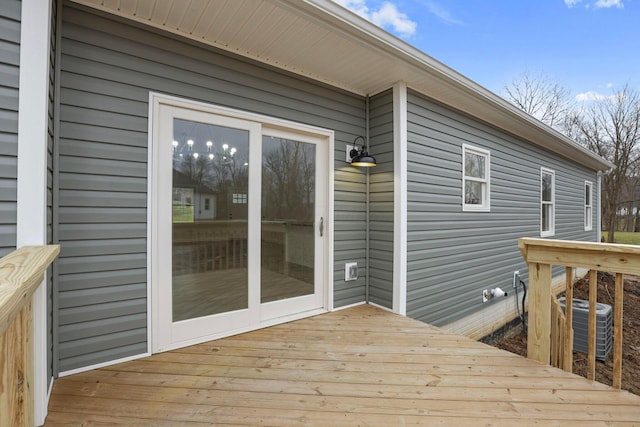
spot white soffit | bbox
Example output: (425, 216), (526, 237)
(69, 0), (612, 171)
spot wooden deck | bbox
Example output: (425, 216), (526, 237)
(44, 305), (640, 426)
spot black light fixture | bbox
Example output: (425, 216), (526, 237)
(349, 136), (377, 167)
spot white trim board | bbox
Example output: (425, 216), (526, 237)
(16, 1), (54, 425)
(392, 81), (407, 316)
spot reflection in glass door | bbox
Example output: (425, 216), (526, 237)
(171, 119), (250, 322)
(261, 136), (316, 303)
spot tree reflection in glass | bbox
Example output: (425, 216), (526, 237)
(261, 135), (316, 303)
(171, 119), (250, 321)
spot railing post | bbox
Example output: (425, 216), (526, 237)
(613, 273), (624, 389)
(563, 267), (574, 372)
(0, 245), (60, 426)
(0, 301), (34, 427)
(588, 269), (597, 381)
(527, 261), (552, 365)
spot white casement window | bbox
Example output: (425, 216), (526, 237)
(585, 181), (593, 231)
(541, 168), (555, 236)
(462, 144), (490, 211)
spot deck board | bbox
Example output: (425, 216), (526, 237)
(44, 305), (640, 425)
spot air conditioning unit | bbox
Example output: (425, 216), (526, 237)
(558, 297), (612, 362)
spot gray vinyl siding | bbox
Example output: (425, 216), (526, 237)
(0, 0), (20, 258)
(368, 90), (394, 308)
(406, 89), (598, 327)
(57, 3), (366, 371)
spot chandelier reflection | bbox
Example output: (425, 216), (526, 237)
(172, 137), (246, 166)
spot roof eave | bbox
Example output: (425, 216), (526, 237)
(295, 0), (613, 171)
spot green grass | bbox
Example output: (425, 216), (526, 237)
(173, 205), (194, 223)
(601, 231), (640, 245)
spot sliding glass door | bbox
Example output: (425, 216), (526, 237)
(151, 97), (329, 352)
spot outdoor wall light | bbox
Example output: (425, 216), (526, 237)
(349, 136), (377, 167)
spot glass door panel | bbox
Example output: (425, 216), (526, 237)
(171, 119), (250, 321)
(261, 135), (316, 303)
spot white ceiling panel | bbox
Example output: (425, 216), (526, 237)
(190, 2), (221, 38)
(179, 0), (211, 34)
(149, 0), (172, 25)
(241, 11), (294, 58)
(132, 0), (156, 20)
(164, 1), (189, 30)
(118, 0), (137, 15)
(101, 0), (120, 9)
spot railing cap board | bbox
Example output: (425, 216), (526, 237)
(519, 238), (640, 276)
(0, 245), (60, 337)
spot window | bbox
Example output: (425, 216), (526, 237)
(585, 181), (593, 231)
(462, 144), (490, 211)
(204, 198), (211, 211)
(541, 168), (555, 236)
(232, 193), (247, 204)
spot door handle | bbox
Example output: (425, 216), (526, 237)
(319, 217), (324, 237)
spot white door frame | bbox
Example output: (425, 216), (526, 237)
(148, 93), (334, 352)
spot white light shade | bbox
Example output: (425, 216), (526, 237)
(193, 152), (199, 159)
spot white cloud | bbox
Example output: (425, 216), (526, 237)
(564, 0), (624, 8)
(575, 90), (613, 102)
(332, 0), (417, 38)
(595, 0), (624, 8)
(606, 82), (614, 88)
(333, 0), (370, 18)
(424, 1), (462, 25)
(371, 3), (417, 37)
(564, 0), (582, 7)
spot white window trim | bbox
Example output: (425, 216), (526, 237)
(585, 180), (594, 231)
(540, 167), (556, 237)
(462, 144), (491, 212)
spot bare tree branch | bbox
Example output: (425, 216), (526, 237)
(571, 85), (640, 241)
(503, 71), (573, 131)
(505, 72), (640, 241)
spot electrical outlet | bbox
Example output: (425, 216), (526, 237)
(345, 262), (358, 281)
(482, 289), (490, 303)
(513, 271), (521, 289)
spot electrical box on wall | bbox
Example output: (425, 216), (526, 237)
(345, 262), (358, 281)
(345, 144), (356, 162)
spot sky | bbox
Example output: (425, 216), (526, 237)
(332, 0), (639, 103)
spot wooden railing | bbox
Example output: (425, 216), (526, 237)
(519, 238), (640, 389)
(0, 245), (60, 427)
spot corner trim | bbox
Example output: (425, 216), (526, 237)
(393, 82), (407, 316)
(16, 1), (54, 425)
